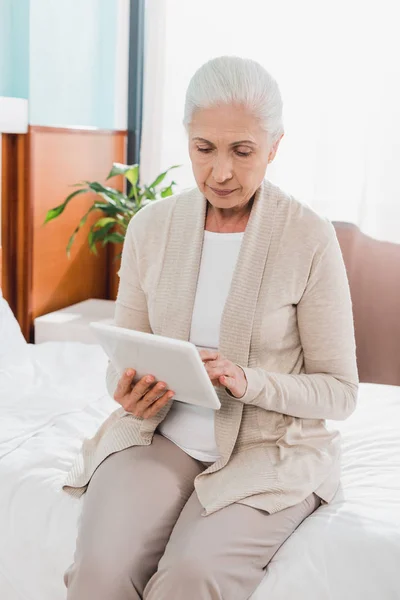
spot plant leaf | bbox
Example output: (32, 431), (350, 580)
(86, 181), (126, 206)
(93, 216), (118, 228)
(88, 221), (117, 253)
(126, 166), (139, 188)
(87, 227), (98, 255)
(149, 165), (180, 190)
(143, 186), (156, 200)
(128, 181), (139, 202)
(107, 163), (139, 188)
(100, 232), (125, 246)
(44, 188), (89, 224)
(160, 184), (174, 198)
(70, 181), (87, 187)
(66, 205), (97, 256)
(93, 201), (123, 217)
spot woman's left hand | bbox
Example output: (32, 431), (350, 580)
(199, 350), (248, 399)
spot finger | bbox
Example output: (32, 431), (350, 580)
(203, 358), (222, 369)
(203, 360), (224, 376)
(125, 375), (156, 409)
(220, 375), (234, 388)
(211, 359), (230, 375)
(138, 381), (168, 410)
(206, 369), (225, 383)
(220, 374), (245, 399)
(204, 362), (229, 380)
(142, 390), (175, 419)
(114, 369), (136, 401)
(205, 357), (231, 370)
(199, 350), (220, 362)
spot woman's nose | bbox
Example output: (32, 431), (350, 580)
(212, 157), (233, 183)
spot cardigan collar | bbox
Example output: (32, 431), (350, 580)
(157, 179), (278, 360)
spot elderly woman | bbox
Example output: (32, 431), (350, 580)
(64, 56), (358, 599)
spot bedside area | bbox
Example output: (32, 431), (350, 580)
(34, 299), (115, 344)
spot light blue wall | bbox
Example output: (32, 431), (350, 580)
(0, 0), (122, 128)
(0, 0), (30, 99)
(29, 0), (118, 128)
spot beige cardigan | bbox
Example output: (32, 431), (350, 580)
(63, 179), (359, 515)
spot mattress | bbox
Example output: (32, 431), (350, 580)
(0, 342), (399, 600)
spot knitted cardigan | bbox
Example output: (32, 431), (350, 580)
(63, 179), (358, 516)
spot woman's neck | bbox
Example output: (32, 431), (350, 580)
(205, 198), (254, 233)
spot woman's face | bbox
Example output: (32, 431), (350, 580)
(189, 103), (282, 211)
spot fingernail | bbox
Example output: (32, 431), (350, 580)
(146, 376), (153, 383)
(126, 369), (134, 377)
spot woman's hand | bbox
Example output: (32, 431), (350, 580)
(199, 350), (248, 399)
(113, 369), (175, 419)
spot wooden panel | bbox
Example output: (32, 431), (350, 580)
(1, 133), (30, 334)
(2, 127), (126, 339)
(0, 134), (17, 305)
(30, 126), (126, 333)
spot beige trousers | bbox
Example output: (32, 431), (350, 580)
(65, 434), (320, 600)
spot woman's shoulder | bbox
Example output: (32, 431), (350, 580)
(126, 187), (197, 243)
(128, 193), (176, 231)
(268, 180), (336, 250)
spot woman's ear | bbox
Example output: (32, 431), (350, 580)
(268, 133), (284, 163)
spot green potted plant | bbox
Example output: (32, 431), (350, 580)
(44, 163), (179, 256)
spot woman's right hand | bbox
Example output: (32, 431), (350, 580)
(113, 369), (175, 419)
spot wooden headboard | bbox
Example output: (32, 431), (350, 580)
(334, 222), (400, 386)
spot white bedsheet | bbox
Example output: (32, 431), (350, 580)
(0, 342), (399, 600)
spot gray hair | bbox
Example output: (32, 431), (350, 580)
(183, 56), (284, 146)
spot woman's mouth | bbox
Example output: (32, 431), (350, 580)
(209, 187), (236, 197)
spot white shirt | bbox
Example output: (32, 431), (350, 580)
(158, 230), (244, 462)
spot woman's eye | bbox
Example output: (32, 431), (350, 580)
(197, 147), (212, 153)
(235, 149), (252, 157)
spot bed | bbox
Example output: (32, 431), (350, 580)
(1, 219), (400, 600)
(0, 331), (399, 599)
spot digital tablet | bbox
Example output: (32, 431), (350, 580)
(90, 322), (221, 410)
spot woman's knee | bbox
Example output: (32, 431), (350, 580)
(65, 552), (141, 600)
(144, 556), (220, 599)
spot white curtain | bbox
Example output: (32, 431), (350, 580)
(141, 0), (400, 243)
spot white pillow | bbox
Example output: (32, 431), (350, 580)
(0, 292), (36, 397)
(0, 291), (27, 361)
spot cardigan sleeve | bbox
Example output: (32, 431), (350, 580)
(236, 230), (359, 421)
(106, 219), (152, 399)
